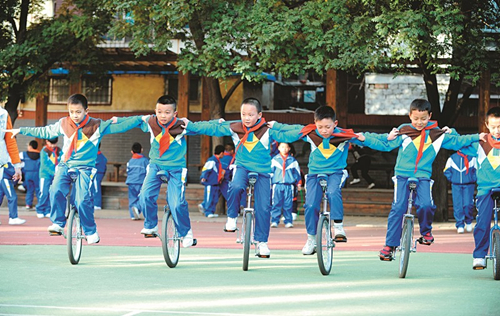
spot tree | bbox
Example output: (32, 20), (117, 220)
(0, 0), (114, 123)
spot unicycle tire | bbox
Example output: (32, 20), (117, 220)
(162, 210), (180, 268)
(493, 231), (500, 280)
(243, 211), (253, 271)
(316, 215), (333, 275)
(67, 206), (82, 265)
(399, 218), (413, 278)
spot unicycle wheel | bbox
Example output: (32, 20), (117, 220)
(398, 218), (413, 278)
(162, 210), (180, 268)
(316, 215), (333, 275)
(67, 206), (82, 265)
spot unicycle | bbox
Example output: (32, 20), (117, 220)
(316, 174), (334, 276)
(397, 177), (419, 278)
(483, 188), (500, 280)
(66, 168), (83, 265)
(236, 172), (260, 271)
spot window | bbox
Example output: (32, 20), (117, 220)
(49, 78), (70, 104)
(82, 77), (112, 105)
(165, 76), (200, 103)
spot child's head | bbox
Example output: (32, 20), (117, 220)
(409, 99), (432, 131)
(225, 142), (235, 154)
(67, 94), (89, 124)
(131, 142), (143, 154)
(314, 106), (338, 138)
(46, 138), (58, 149)
(214, 144), (225, 158)
(278, 142), (291, 156)
(28, 140), (38, 150)
(486, 107), (500, 138)
(240, 98), (262, 128)
(155, 95), (177, 125)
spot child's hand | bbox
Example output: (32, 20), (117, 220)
(110, 116), (118, 124)
(267, 121), (276, 129)
(480, 132), (488, 142)
(218, 118), (225, 124)
(3, 129), (20, 138)
(141, 115), (149, 123)
(387, 128), (400, 141)
(442, 126), (452, 134)
(356, 133), (365, 142)
(297, 184), (302, 191)
(200, 178), (206, 183)
(13, 167), (21, 181)
(178, 117), (190, 128)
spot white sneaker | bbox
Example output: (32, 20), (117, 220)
(225, 217), (237, 231)
(466, 223), (473, 233)
(292, 213), (298, 221)
(334, 222), (347, 242)
(182, 229), (194, 248)
(207, 213), (219, 218)
(302, 235), (316, 255)
(48, 223), (64, 234)
(132, 206), (140, 220)
(140, 226), (158, 235)
(473, 258), (486, 269)
(9, 217), (26, 225)
(44, 214), (50, 218)
(457, 227), (465, 234)
(367, 183), (375, 189)
(36, 214), (44, 219)
(350, 178), (360, 185)
(285, 223), (294, 228)
(94, 206), (101, 210)
(257, 242), (270, 257)
(86, 232), (100, 244)
(198, 204), (205, 214)
(280, 216), (285, 222)
(271, 222), (278, 228)
(17, 184), (26, 192)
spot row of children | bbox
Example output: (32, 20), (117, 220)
(3, 93), (498, 270)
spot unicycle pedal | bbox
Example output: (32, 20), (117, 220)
(192, 239), (198, 246)
(143, 233), (158, 238)
(48, 231), (62, 236)
(334, 235), (347, 243)
(256, 253), (270, 258)
(223, 227), (237, 233)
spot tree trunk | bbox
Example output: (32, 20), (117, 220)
(5, 84), (22, 124)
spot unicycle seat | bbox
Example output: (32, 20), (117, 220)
(156, 170), (169, 183)
(408, 177), (419, 190)
(491, 188), (500, 201)
(317, 174), (328, 188)
(68, 168), (78, 181)
(248, 172), (259, 185)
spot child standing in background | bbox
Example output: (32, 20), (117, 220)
(35, 138), (61, 218)
(93, 145), (107, 210)
(20, 140), (40, 210)
(199, 145), (225, 218)
(126, 142), (149, 220)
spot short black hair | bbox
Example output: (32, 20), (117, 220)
(131, 142), (142, 154)
(410, 99), (432, 114)
(241, 98), (262, 113)
(214, 145), (225, 155)
(314, 106), (336, 121)
(486, 107), (500, 120)
(68, 94), (88, 110)
(157, 95), (177, 111)
(47, 138), (58, 144)
(29, 140), (38, 149)
(225, 143), (235, 152)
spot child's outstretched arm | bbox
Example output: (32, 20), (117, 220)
(357, 131), (401, 152)
(184, 119), (233, 137)
(268, 121), (303, 143)
(101, 115), (143, 135)
(13, 121), (62, 139)
(442, 130), (480, 151)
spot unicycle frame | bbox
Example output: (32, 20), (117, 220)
(316, 174), (334, 276)
(65, 168), (83, 265)
(485, 188), (500, 279)
(396, 178), (418, 278)
(237, 172), (258, 271)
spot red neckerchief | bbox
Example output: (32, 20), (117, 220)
(215, 155), (224, 183)
(46, 145), (59, 166)
(158, 117), (177, 157)
(487, 134), (500, 149)
(65, 115), (90, 162)
(457, 151), (470, 174)
(132, 153), (143, 159)
(280, 153), (289, 181)
(413, 121), (438, 173)
(231, 118), (267, 164)
(97, 151), (102, 155)
(299, 124), (359, 139)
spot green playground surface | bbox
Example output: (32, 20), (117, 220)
(0, 245), (498, 315)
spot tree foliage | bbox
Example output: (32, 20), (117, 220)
(0, 0), (113, 122)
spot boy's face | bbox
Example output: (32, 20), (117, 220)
(68, 103), (88, 124)
(278, 143), (290, 155)
(241, 103), (262, 128)
(409, 110), (431, 131)
(315, 118), (337, 138)
(156, 103), (177, 125)
(486, 116), (500, 139)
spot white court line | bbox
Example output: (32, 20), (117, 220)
(0, 304), (269, 316)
